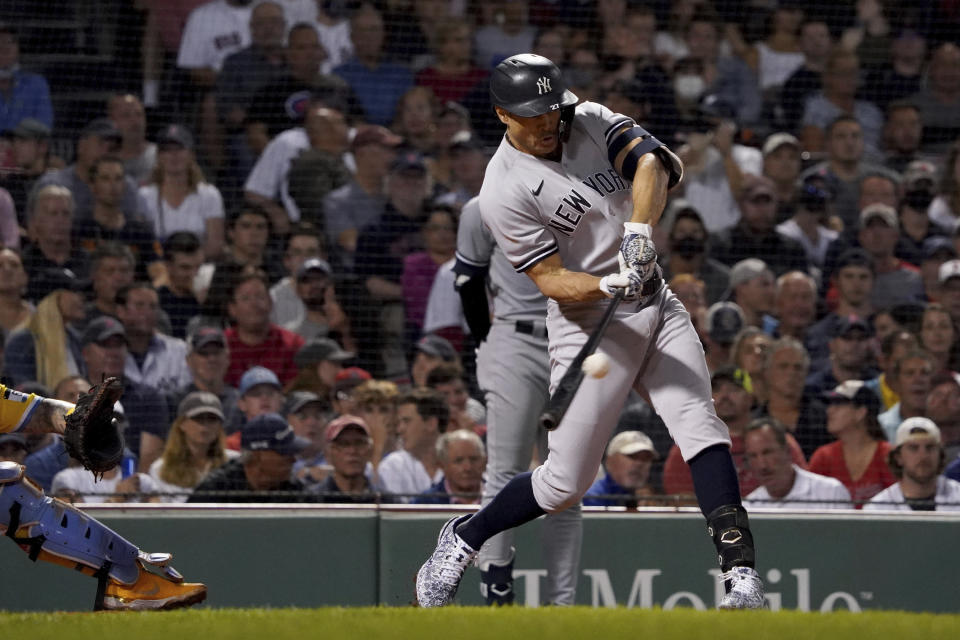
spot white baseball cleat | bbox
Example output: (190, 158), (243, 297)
(416, 515), (478, 608)
(717, 566), (765, 609)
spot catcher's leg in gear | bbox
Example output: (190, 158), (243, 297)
(0, 461), (207, 611)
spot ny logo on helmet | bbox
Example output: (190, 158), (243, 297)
(536, 76), (552, 95)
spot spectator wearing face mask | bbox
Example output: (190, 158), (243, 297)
(659, 199), (730, 305)
(898, 161), (947, 267)
(776, 174), (839, 277)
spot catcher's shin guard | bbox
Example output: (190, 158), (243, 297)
(0, 461), (141, 589)
(706, 504), (756, 573)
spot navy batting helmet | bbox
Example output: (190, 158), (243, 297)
(490, 54), (578, 118)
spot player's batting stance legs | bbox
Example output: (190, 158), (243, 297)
(476, 325), (581, 606)
(417, 293), (762, 609)
(0, 461), (206, 611)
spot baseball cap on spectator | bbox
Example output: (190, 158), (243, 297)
(438, 100), (470, 121)
(177, 391), (225, 421)
(922, 236), (957, 262)
(0, 432), (28, 451)
(81, 316), (126, 347)
(295, 257), (332, 281)
(187, 325), (227, 352)
(738, 174), (776, 202)
(859, 203), (898, 228)
(830, 314), (872, 339)
(938, 259), (960, 285)
(333, 367), (372, 395)
(238, 366), (282, 396)
(391, 150), (427, 174)
(294, 337), (354, 368)
(762, 132), (800, 156)
(823, 379), (880, 413)
(351, 124), (403, 151)
(324, 414), (371, 442)
(156, 123), (194, 150)
(241, 413), (309, 455)
(706, 301), (745, 346)
(605, 430), (657, 459)
(710, 365), (752, 392)
(728, 258), (770, 290)
(79, 117), (122, 142)
(42, 267), (90, 294)
(449, 130), (484, 153)
(903, 160), (937, 190)
(894, 416), (941, 448)
(416, 334), (457, 362)
(11, 118), (51, 140)
(835, 248), (874, 273)
(284, 390), (328, 416)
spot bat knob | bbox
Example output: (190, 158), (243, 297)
(539, 411), (560, 431)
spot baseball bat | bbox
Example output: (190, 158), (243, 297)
(539, 288), (625, 431)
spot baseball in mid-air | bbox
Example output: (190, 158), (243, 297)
(582, 352), (610, 378)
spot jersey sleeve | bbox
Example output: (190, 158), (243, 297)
(0, 385), (43, 434)
(479, 186), (558, 273)
(453, 198), (495, 278)
(575, 101), (640, 157)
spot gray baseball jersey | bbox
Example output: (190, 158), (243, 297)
(479, 101), (634, 278)
(456, 198), (547, 321)
(477, 101), (731, 514)
(454, 198), (581, 605)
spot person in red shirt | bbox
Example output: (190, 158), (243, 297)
(414, 18), (488, 104)
(224, 269), (305, 386)
(808, 379), (896, 507)
(663, 366), (806, 498)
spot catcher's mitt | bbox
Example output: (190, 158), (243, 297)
(63, 377), (125, 475)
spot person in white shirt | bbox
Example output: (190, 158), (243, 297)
(743, 417), (853, 510)
(138, 124), (225, 259)
(865, 417), (960, 511)
(116, 283), (193, 396)
(377, 387), (448, 502)
(776, 174), (838, 277)
(52, 465), (158, 503)
(177, 0), (253, 80)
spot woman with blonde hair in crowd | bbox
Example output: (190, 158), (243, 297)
(352, 379), (399, 468)
(0, 248), (32, 333)
(150, 391), (234, 502)
(730, 327), (773, 405)
(138, 124), (225, 260)
(2, 269), (86, 389)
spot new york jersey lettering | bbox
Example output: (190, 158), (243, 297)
(547, 189), (593, 236)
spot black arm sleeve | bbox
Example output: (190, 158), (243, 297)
(457, 274), (492, 344)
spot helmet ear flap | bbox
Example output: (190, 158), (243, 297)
(558, 105), (576, 142)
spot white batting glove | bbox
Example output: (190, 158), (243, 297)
(618, 222), (658, 282)
(599, 270), (645, 300)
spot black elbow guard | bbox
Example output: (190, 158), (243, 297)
(608, 127), (684, 188)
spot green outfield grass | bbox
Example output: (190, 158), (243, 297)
(2, 607), (959, 639)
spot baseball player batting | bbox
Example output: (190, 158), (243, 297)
(455, 196), (582, 606)
(416, 54), (765, 609)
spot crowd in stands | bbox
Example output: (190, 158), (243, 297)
(1, 0), (960, 509)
